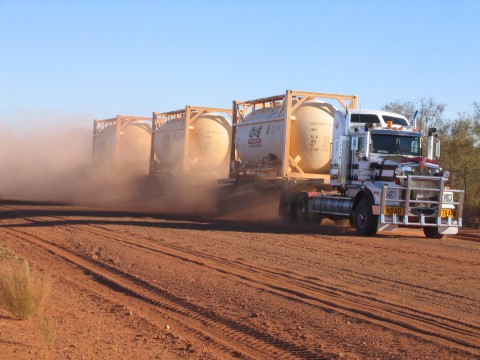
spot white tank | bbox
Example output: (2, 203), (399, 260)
(152, 113), (231, 173)
(93, 122), (152, 175)
(234, 101), (336, 173)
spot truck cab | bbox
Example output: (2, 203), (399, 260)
(286, 109), (464, 238)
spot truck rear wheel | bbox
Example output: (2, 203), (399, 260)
(296, 193), (309, 224)
(279, 192), (297, 223)
(423, 227), (444, 239)
(354, 198), (378, 236)
(296, 193), (323, 225)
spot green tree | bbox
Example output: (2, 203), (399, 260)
(473, 102), (480, 145)
(440, 105), (480, 218)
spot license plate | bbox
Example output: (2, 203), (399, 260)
(441, 209), (458, 218)
(384, 206), (405, 216)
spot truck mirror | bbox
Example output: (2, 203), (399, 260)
(351, 137), (359, 151)
(427, 129), (438, 160)
(435, 139), (441, 158)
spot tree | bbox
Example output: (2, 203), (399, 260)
(382, 97), (446, 134)
(417, 97), (446, 133)
(383, 100), (416, 121)
(473, 102), (480, 145)
(441, 105), (480, 217)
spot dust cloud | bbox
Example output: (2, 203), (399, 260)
(0, 120), (225, 216)
(216, 183), (280, 222)
(0, 123), (93, 203)
(0, 118), (285, 221)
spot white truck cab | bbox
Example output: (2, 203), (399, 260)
(282, 108), (464, 239)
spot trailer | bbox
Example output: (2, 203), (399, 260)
(150, 106), (232, 178)
(92, 115), (152, 175)
(217, 90), (358, 213)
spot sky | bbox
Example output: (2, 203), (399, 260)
(1, 0), (479, 131)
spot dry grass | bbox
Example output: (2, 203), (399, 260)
(35, 315), (57, 348)
(0, 253), (51, 320)
(0, 246), (19, 261)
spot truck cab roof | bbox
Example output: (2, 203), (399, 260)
(349, 109), (410, 127)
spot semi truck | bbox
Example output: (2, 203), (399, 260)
(226, 90), (464, 238)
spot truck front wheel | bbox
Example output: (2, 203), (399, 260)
(423, 227), (444, 239)
(354, 198), (378, 236)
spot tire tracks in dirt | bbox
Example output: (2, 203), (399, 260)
(9, 213), (480, 357)
(0, 225), (328, 360)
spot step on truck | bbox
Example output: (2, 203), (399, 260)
(224, 90), (464, 238)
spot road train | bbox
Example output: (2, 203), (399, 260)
(92, 90), (464, 238)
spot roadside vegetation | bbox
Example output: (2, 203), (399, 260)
(0, 246), (51, 320)
(383, 99), (480, 226)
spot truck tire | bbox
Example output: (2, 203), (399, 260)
(349, 214), (355, 227)
(296, 193), (323, 225)
(279, 192), (297, 223)
(296, 193), (309, 224)
(216, 194), (228, 215)
(423, 227), (444, 239)
(354, 198), (378, 236)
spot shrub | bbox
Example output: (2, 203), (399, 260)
(0, 258), (51, 319)
(35, 315), (57, 348)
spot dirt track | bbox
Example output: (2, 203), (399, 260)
(0, 200), (479, 359)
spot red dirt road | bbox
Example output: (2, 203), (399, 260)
(0, 200), (479, 359)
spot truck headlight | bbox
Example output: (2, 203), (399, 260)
(387, 190), (398, 200)
(443, 192), (453, 203)
(394, 167), (403, 176)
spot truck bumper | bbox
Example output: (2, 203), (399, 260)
(378, 176), (464, 232)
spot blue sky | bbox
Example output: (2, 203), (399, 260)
(1, 0), (479, 130)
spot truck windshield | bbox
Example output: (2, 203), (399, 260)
(371, 134), (421, 156)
